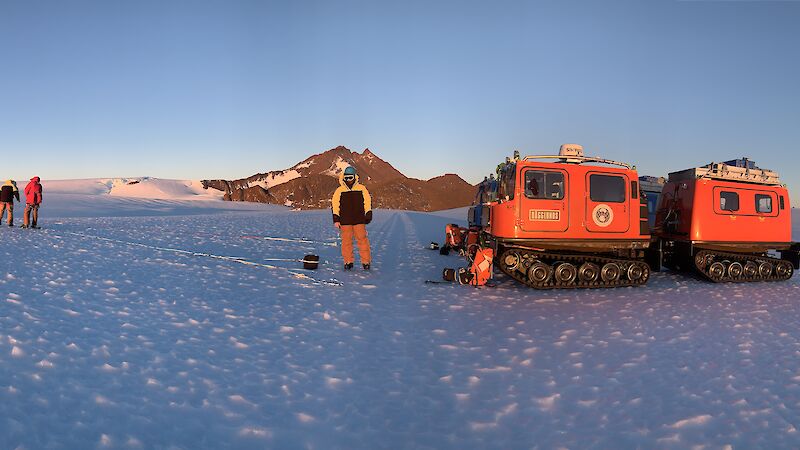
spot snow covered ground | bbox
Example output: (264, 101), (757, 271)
(1, 194), (799, 449)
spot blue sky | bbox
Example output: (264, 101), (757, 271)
(1, 0), (798, 199)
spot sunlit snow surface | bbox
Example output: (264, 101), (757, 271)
(1, 199), (799, 449)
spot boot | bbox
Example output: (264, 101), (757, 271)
(362, 263), (371, 271)
(344, 262), (354, 271)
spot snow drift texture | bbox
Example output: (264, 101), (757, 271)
(1, 182), (799, 449)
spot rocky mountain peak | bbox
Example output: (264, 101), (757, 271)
(202, 146), (476, 211)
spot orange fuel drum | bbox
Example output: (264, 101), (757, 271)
(483, 144), (652, 289)
(650, 158), (797, 282)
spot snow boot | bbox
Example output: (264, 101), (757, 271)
(19, 224), (27, 229)
(363, 263), (370, 271)
(344, 262), (354, 271)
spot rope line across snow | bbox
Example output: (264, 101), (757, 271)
(241, 235), (339, 247)
(58, 231), (343, 287)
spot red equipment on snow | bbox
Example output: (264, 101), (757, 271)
(469, 247), (494, 286)
(441, 247), (494, 286)
(445, 224), (466, 249)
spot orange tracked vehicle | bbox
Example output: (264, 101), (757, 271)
(475, 144), (652, 289)
(650, 158), (798, 283)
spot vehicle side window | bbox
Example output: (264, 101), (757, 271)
(525, 171), (564, 200)
(589, 174), (625, 203)
(506, 165), (516, 200)
(631, 181), (638, 200)
(755, 194), (772, 213)
(780, 196), (785, 210)
(719, 191), (739, 212)
(497, 164), (516, 201)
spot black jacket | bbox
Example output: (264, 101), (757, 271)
(331, 174), (373, 226)
(0, 184), (19, 203)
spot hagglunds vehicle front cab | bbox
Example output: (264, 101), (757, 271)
(484, 144), (651, 289)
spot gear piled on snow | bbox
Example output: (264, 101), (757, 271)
(440, 224), (475, 256)
(445, 223), (464, 250)
(441, 247), (494, 287)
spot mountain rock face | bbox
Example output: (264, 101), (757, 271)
(202, 146), (476, 211)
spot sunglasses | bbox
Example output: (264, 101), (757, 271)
(343, 175), (355, 181)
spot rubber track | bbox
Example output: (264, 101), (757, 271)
(497, 247), (650, 289)
(693, 249), (794, 283)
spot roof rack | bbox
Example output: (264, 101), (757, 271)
(669, 160), (782, 186)
(522, 144), (634, 170)
(522, 154), (633, 170)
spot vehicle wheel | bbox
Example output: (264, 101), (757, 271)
(758, 262), (773, 278)
(708, 262), (726, 280)
(554, 263), (577, 284)
(694, 253), (707, 269)
(743, 261), (758, 278)
(578, 262), (600, 282)
(600, 263), (621, 282)
(528, 261), (552, 284)
(776, 261), (793, 278)
(503, 252), (521, 272)
(627, 264), (644, 281)
(728, 262), (743, 278)
(638, 263), (651, 283)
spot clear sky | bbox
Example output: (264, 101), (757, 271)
(1, 0), (798, 199)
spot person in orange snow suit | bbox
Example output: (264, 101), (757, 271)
(22, 176), (43, 229)
(332, 166), (372, 270)
(0, 180), (20, 227)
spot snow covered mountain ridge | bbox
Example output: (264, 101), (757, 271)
(43, 178), (223, 200)
(201, 146), (476, 211)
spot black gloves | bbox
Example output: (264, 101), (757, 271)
(365, 210), (372, 224)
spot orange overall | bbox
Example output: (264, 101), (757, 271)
(340, 224), (371, 265)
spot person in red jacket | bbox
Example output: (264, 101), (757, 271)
(22, 176), (43, 229)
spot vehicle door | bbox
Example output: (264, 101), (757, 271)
(519, 168), (568, 232)
(585, 172), (630, 233)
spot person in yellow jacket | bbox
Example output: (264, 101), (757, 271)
(332, 166), (372, 270)
(0, 180), (20, 227)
